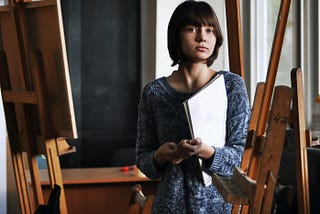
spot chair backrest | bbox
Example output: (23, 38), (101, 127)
(128, 184), (154, 214)
(34, 184), (61, 214)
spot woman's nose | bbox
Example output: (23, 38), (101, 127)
(196, 28), (206, 42)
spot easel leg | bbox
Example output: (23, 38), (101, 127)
(11, 151), (32, 214)
(231, 204), (240, 214)
(45, 138), (68, 214)
(28, 154), (44, 209)
(240, 205), (249, 214)
(291, 68), (310, 214)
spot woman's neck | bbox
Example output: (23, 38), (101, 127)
(167, 63), (216, 93)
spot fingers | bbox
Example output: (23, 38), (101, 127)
(176, 140), (197, 159)
(187, 138), (202, 145)
(171, 157), (183, 164)
(165, 142), (176, 150)
(161, 139), (205, 165)
(161, 142), (183, 164)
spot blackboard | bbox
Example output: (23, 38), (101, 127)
(60, 0), (141, 168)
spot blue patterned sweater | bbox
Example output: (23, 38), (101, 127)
(136, 71), (251, 213)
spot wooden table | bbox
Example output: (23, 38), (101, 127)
(37, 167), (159, 214)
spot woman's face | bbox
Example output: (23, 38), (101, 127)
(180, 25), (216, 64)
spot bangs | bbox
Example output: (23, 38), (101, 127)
(182, 3), (216, 27)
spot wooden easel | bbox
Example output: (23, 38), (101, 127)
(212, 68), (311, 214)
(219, 0), (311, 213)
(0, 0), (77, 213)
(225, 0), (244, 78)
(290, 68), (310, 214)
(212, 85), (293, 213)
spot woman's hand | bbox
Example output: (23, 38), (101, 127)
(176, 138), (215, 160)
(153, 138), (215, 169)
(153, 142), (183, 168)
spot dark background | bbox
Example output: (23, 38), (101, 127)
(59, 0), (141, 168)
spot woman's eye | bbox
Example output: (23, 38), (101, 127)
(187, 27), (197, 32)
(206, 28), (214, 33)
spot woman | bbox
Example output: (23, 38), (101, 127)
(136, 1), (251, 213)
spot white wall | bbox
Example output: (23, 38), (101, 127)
(1, 1), (8, 213)
(0, 91), (6, 214)
(155, 0), (229, 78)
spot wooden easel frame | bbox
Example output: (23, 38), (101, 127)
(0, 0), (77, 213)
(212, 85), (293, 213)
(291, 68), (310, 214)
(222, 0), (311, 213)
(225, 0), (244, 78)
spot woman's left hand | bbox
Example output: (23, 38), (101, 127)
(176, 138), (215, 160)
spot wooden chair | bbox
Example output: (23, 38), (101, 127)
(34, 184), (61, 214)
(128, 184), (155, 214)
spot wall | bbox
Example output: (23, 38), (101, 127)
(0, 2), (7, 214)
(0, 92), (6, 214)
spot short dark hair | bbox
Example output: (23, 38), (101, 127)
(167, 0), (223, 67)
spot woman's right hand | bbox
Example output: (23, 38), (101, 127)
(153, 142), (183, 168)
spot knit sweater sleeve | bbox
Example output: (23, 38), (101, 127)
(136, 84), (163, 179)
(204, 72), (251, 177)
